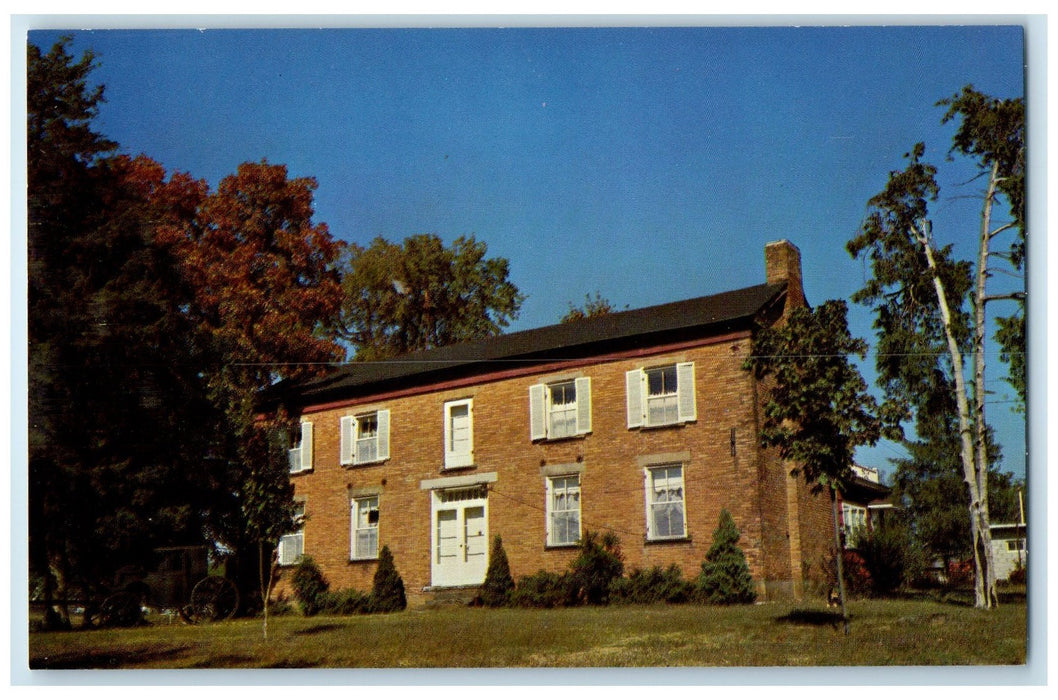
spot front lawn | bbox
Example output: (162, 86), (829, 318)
(28, 597), (1027, 669)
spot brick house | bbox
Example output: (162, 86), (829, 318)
(268, 240), (833, 606)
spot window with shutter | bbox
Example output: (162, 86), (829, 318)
(289, 421), (313, 473)
(278, 502), (306, 565)
(342, 410), (390, 466)
(530, 378), (592, 440)
(629, 363), (697, 428)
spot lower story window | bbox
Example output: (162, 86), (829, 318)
(351, 495), (380, 560)
(547, 474), (581, 546)
(646, 465), (685, 540)
(278, 502), (305, 566)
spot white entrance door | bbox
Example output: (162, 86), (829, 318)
(431, 486), (489, 587)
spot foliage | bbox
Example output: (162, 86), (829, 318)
(510, 570), (578, 608)
(568, 531), (625, 605)
(560, 292), (623, 323)
(820, 547), (872, 598)
(337, 233), (524, 360)
(370, 545), (407, 613)
(319, 588), (373, 615)
(847, 86), (1025, 608)
(697, 510), (757, 604)
(480, 536), (515, 607)
(611, 565), (694, 605)
(28, 39), (222, 627)
(1006, 564), (1026, 585)
(852, 523), (916, 596)
(746, 300), (881, 492)
(289, 556), (330, 617)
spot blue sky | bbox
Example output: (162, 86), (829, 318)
(25, 24), (1029, 481)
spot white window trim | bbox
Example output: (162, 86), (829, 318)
(278, 501), (306, 566)
(644, 464), (687, 541)
(626, 362), (697, 429)
(340, 410), (391, 466)
(350, 495), (380, 561)
(444, 398), (474, 469)
(529, 377), (592, 441)
(545, 473), (582, 547)
(289, 421), (313, 474)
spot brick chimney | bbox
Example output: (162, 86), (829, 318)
(764, 239), (805, 311)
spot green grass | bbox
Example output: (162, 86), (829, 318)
(28, 598), (1026, 669)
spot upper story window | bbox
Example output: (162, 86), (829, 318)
(529, 377), (592, 440)
(278, 501), (306, 566)
(626, 362), (697, 428)
(444, 398), (474, 469)
(340, 410), (390, 466)
(289, 422), (313, 474)
(645, 464), (686, 541)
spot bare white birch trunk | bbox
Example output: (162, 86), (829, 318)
(915, 221), (995, 609)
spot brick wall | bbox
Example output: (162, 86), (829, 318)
(273, 330), (823, 606)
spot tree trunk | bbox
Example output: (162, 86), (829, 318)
(917, 223), (995, 609)
(831, 487), (850, 635)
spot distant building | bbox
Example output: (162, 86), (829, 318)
(837, 464), (895, 545)
(990, 522), (1027, 581)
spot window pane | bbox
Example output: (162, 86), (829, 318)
(648, 466), (685, 538)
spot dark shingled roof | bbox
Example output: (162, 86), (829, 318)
(277, 281), (787, 406)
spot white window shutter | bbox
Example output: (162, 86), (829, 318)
(676, 362), (697, 422)
(626, 369), (644, 428)
(376, 410), (390, 461)
(340, 415), (355, 465)
(529, 384), (547, 440)
(575, 377), (592, 434)
(300, 422), (313, 471)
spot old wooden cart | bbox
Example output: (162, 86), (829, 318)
(89, 545), (239, 627)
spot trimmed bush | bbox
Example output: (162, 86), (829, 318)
(481, 535), (515, 607)
(510, 570), (577, 608)
(853, 524), (913, 595)
(320, 588), (372, 615)
(1007, 563), (1026, 585)
(612, 564), (694, 605)
(698, 509), (757, 604)
(569, 530), (624, 605)
(370, 545), (406, 612)
(290, 556), (330, 616)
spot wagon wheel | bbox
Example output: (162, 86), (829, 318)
(91, 590), (144, 628)
(186, 576), (239, 623)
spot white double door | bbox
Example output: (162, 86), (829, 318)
(431, 487), (489, 587)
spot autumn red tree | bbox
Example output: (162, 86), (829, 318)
(158, 160), (346, 608)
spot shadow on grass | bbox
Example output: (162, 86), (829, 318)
(775, 609), (847, 629)
(30, 644), (193, 669)
(292, 623), (343, 636)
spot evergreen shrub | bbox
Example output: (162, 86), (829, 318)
(697, 509), (757, 604)
(612, 564), (694, 604)
(370, 545), (407, 612)
(290, 556), (330, 616)
(481, 535), (515, 607)
(510, 570), (577, 608)
(853, 524), (913, 595)
(569, 530), (624, 605)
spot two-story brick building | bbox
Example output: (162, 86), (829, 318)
(268, 240), (833, 606)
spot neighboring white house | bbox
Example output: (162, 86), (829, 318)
(990, 522), (1027, 581)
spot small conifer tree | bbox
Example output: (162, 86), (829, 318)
(698, 509), (757, 604)
(481, 535), (515, 607)
(370, 545), (407, 612)
(290, 556), (330, 616)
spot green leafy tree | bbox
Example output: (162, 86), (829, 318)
(337, 234), (524, 360)
(847, 86), (1025, 608)
(560, 292), (623, 323)
(28, 39), (220, 627)
(698, 510), (756, 604)
(481, 535), (515, 607)
(745, 299), (880, 628)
